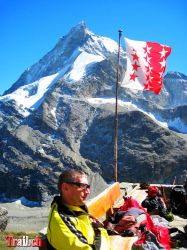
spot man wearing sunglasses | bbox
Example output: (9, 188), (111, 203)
(47, 169), (111, 250)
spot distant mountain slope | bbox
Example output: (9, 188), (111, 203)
(0, 22), (187, 202)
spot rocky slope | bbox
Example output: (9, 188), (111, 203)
(0, 22), (187, 203)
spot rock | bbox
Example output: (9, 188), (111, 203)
(0, 207), (8, 231)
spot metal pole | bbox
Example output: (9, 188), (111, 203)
(114, 29), (122, 182)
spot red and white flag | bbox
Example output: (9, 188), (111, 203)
(122, 37), (172, 94)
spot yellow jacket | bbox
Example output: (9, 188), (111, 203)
(47, 196), (111, 250)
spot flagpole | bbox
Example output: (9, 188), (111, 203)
(114, 29), (122, 182)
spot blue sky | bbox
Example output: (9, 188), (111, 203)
(1, 0), (187, 95)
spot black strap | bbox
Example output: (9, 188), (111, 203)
(48, 197), (102, 250)
(93, 228), (102, 250)
(58, 202), (102, 250)
(59, 211), (93, 246)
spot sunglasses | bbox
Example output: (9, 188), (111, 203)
(65, 182), (90, 190)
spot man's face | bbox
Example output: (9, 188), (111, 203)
(62, 174), (90, 206)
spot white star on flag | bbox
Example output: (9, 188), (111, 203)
(160, 47), (168, 58)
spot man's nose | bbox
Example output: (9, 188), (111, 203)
(84, 188), (90, 194)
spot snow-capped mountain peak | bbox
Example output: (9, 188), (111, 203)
(1, 22), (123, 116)
(3, 22), (121, 96)
(0, 22), (187, 202)
(0, 22), (122, 116)
(1, 22), (187, 133)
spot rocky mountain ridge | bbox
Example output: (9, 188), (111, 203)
(0, 22), (187, 203)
